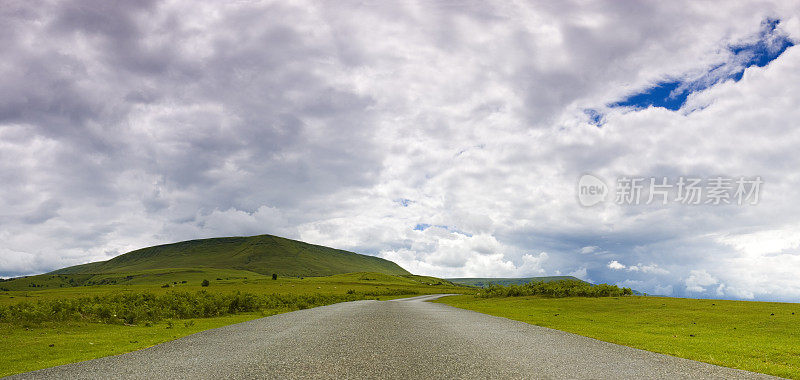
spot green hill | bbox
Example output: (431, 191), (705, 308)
(50, 234), (410, 277)
(447, 276), (586, 288)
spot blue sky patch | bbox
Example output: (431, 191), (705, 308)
(413, 223), (473, 237)
(584, 108), (605, 127)
(608, 18), (794, 111)
(414, 223), (432, 231)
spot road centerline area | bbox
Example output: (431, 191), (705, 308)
(10, 295), (776, 379)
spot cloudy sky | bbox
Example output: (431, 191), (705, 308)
(2, 1), (800, 301)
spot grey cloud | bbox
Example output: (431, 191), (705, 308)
(1, 0), (387, 274)
(21, 199), (61, 224)
(1, 1), (799, 301)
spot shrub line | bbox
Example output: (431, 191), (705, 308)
(0, 289), (419, 326)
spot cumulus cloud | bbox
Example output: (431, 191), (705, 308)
(567, 267), (592, 283)
(717, 226), (800, 256)
(1, 1), (799, 300)
(685, 270), (719, 293)
(608, 261), (626, 270)
(606, 261), (668, 275)
(627, 264), (669, 275)
(375, 223), (549, 278)
(653, 284), (674, 296)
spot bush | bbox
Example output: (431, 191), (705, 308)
(477, 280), (632, 299)
(201, 279), (210, 287)
(0, 288), (420, 326)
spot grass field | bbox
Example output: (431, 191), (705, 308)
(0, 272), (470, 377)
(0, 233), (462, 376)
(436, 295), (800, 379)
(0, 270), (456, 305)
(0, 313), (263, 377)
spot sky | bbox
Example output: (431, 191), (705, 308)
(2, 1), (800, 302)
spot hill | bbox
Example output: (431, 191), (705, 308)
(49, 234), (410, 278)
(447, 276), (586, 288)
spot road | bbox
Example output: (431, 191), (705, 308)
(10, 294), (776, 379)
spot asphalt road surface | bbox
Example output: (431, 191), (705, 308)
(10, 294), (777, 379)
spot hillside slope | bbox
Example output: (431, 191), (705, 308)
(50, 235), (410, 277)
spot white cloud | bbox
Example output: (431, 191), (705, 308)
(654, 284), (674, 295)
(627, 263), (669, 275)
(608, 260), (626, 270)
(0, 248), (37, 275)
(0, 1), (799, 300)
(685, 270), (719, 293)
(606, 261), (668, 275)
(568, 266), (592, 283)
(717, 226), (800, 257)
(374, 222), (549, 278)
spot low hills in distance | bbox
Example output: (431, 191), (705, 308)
(1, 234), (601, 293)
(51, 234), (410, 277)
(449, 276), (645, 295)
(448, 276), (586, 288)
(0, 234), (417, 291)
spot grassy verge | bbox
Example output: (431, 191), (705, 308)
(0, 290), (415, 326)
(0, 272), (471, 377)
(435, 295), (800, 379)
(0, 271), (460, 305)
(0, 313), (262, 377)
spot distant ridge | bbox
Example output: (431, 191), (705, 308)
(447, 276), (587, 288)
(50, 234), (410, 277)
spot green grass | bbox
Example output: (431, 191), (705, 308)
(0, 313), (262, 377)
(0, 272), (471, 377)
(0, 271), (460, 305)
(0, 268), (265, 292)
(0, 234), (464, 376)
(435, 295), (800, 379)
(0, 234), (416, 294)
